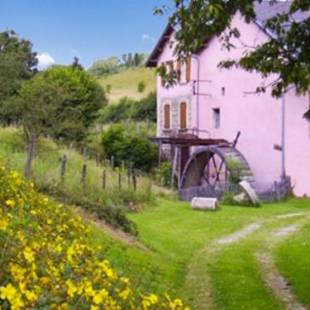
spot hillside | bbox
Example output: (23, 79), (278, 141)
(98, 67), (156, 103)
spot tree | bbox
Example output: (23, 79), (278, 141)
(16, 74), (66, 178)
(42, 65), (107, 143)
(0, 30), (38, 123)
(156, 0), (310, 113)
(88, 57), (120, 77)
(101, 124), (157, 172)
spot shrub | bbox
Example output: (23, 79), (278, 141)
(101, 124), (157, 172)
(0, 166), (187, 309)
(155, 162), (172, 187)
(137, 81), (146, 93)
(226, 157), (243, 184)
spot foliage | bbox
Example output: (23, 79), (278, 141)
(0, 30), (37, 123)
(101, 97), (134, 123)
(88, 57), (121, 77)
(131, 92), (157, 122)
(101, 124), (157, 172)
(226, 157), (243, 184)
(155, 161), (172, 187)
(138, 81), (146, 93)
(88, 54), (148, 78)
(0, 166), (187, 309)
(156, 0), (310, 109)
(101, 92), (156, 124)
(41, 65), (107, 143)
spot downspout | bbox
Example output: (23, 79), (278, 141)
(281, 93), (286, 179)
(191, 55), (200, 134)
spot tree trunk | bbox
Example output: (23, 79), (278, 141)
(24, 135), (36, 179)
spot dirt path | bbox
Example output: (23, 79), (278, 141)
(185, 213), (308, 310)
(217, 223), (261, 245)
(184, 222), (262, 309)
(257, 223), (307, 310)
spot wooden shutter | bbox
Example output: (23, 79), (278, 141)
(176, 59), (182, 81)
(180, 102), (187, 129)
(164, 104), (171, 129)
(186, 56), (191, 82)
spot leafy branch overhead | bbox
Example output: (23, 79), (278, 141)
(155, 0), (310, 100)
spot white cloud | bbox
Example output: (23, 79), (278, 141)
(141, 33), (155, 42)
(36, 52), (55, 70)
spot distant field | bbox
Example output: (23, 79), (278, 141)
(98, 67), (156, 103)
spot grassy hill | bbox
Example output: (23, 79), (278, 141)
(98, 67), (156, 103)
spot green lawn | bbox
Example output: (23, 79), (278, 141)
(98, 67), (156, 103)
(274, 223), (310, 306)
(88, 198), (310, 309)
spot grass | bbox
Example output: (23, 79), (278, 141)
(98, 67), (156, 103)
(1, 127), (310, 309)
(274, 223), (310, 306)
(0, 127), (157, 233)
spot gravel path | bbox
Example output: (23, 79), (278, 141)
(217, 223), (261, 245)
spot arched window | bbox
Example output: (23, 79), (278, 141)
(164, 104), (171, 129)
(180, 102), (187, 130)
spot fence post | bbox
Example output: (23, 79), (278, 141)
(118, 169), (122, 191)
(132, 169), (137, 191)
(110, 156), (115, 170)
(81, 162), (87, 187)
(60, 154), (67, 183)
(102, 169), (106, 190)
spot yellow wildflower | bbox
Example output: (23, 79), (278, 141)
(23, 247), (35, 263)
(0, 217), (9, 230)
(5, 199), (15, 207)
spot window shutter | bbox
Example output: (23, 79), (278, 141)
(186, 56), (191, 82)
(177, 59), (182, 81)
(180, 102), (187, 129)
(164, 104), (171, 129)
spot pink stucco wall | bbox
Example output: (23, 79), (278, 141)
(156, 13), (310, 197)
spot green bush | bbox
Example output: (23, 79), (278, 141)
(155, 162), (172, 187)
(101, 124), (157, 172)
(100, 92), (156, 124)
(137, 81), (146, 93)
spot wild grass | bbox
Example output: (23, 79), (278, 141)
(98, 67), (156, 103)
(0, 127), (156, 233)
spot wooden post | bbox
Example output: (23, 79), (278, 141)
(118, 170), (122, 190)
(81, 162), (87, 185)
(128, 162), (132, 186)
(102, 169), (106, 189)
(110, 156), (115, 170)
(60, 154), (67, 182)
(132, 169), (137, 191)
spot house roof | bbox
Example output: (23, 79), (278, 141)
(146, 1), (308, 67)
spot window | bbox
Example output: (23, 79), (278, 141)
(180, 102), (187, 130)
(213, 108), (220, 129)
(164, 104), (171, 129)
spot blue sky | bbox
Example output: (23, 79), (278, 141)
(0, 0), (170, 68)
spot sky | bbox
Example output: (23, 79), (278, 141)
(0, 0), (171, 69)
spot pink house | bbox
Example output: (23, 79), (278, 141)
(147, 1), (310, 200)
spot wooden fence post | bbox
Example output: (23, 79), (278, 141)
(132, 169), (137, 191)
(110, 156), (115, 170)
(81, 162), (87, 186)
(60, 154), (67, 183)
(102, 169), (106, 190)
(118, 170), (122, 191)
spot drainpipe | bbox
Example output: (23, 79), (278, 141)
(281, 93), (286, 179)
(191, 55), (200, 135)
